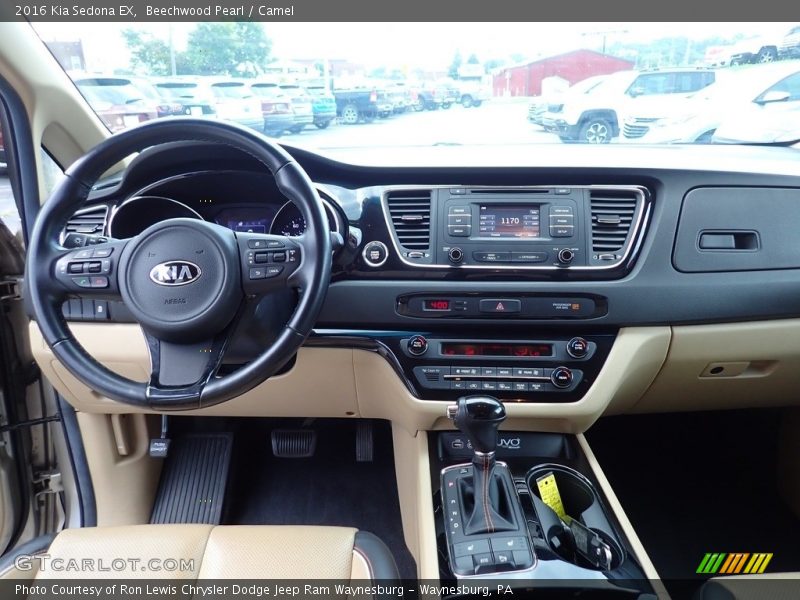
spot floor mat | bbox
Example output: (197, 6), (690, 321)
(587, 410), (800, 599)
(222, 418), (417, 579)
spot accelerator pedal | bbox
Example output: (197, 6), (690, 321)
(271, 429), (317, 458)
(150, 433), (233, 525)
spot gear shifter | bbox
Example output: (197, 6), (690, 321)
(447, 396), (516, 535)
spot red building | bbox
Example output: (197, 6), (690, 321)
(493, 49), (634, 97)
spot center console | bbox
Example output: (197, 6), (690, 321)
(431, 397), (654, 597)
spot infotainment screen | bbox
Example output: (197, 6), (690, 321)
(478, 205), (540, 238)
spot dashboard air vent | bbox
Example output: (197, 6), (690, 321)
(386, 189), (432, 250)
(64, 205), (108, 236)
(590, 190), (638, 253)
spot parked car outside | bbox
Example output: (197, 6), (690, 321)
(528, 75), (608, 126)
(304, 85), (337, 129)
(249, 81), (296, 137)
(332, 85), (382, 124)
(779, 25), (800, 59)
(72, 76), (159, 132)
(728, 35), (781, 65)
(154, 78), (262, 131)
(277, 84), (315, 133)
(621, 63), (800, 144)
(126, 77), (183, 117)
(150, 79), (218, 117)
(543, 68), (717, 143)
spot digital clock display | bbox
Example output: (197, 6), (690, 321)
(479, 205), (540, 238)
(423, 299), (451, 311)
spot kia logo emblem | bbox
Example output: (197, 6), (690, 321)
(149, 261), (202, 286)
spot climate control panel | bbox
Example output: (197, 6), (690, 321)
(372, 333), (616, 403)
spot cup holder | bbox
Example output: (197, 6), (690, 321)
(527, 464), (624, 571)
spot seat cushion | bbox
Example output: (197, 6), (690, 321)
(1, 525), (399, 581)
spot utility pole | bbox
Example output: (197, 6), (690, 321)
(169, 25), (176, 75)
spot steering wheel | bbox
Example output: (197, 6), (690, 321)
(26, 119), (332, 409)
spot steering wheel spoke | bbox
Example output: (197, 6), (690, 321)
(236, 232), (303, 294)
(52, 239), (128, 298)
(144, 330), (230, 408)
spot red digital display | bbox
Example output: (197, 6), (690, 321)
(423, 299), (451, 311)
(441, 343), (553, 357)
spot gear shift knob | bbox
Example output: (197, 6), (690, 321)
(447, 396), (506, 454)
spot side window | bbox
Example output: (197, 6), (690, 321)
(763, 73), (800, 102)
(0, 122), (21, 238)
(635, 74), (671, 96)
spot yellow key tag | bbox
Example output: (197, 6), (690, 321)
(536, 472), (568, 520)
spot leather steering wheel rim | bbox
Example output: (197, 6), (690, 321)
(26, 118), (332, 410)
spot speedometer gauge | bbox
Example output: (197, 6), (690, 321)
(270, 197), (342, 237)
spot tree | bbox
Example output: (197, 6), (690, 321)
(122, 28), (173, 76)
(184, 22), (272, 76)
(467, 53), (479, 64)
(448, 50), (462, 79)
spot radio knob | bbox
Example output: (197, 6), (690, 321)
(557, 248), (574, 265)
(407, 335), (428, 356)
(550, 366), (573, 389)
(566, 337), (589, 359)
(448, 247), (464, 264)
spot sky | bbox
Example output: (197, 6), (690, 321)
(32, 22), (795, 73)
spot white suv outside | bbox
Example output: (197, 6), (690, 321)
(542, 68), (717, 144)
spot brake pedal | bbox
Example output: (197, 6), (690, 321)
(271, 430), (316, 458)
(356, 421), (374, 462)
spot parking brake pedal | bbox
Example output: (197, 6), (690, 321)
(150, 433), (233, 525)
(271, 430), (316, 458)
(356, 421), (374, 462)
(149, 415), (170, 458)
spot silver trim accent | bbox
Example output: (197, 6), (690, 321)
(148, 260), (202, 287)
(361, 241), (389, 268)
(108, 196), (203, 238)
(440, 461), (538, 579)
(380, 184), (651, 271)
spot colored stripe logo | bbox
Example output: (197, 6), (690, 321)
(697, 553), (773, 574)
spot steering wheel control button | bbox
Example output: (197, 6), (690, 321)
(247, 239), (268, 249)
(567, 337), (589, 358)
(72, 276), (91, 288)
(254, 252), (268, 263)
(550, 366), (574, 388)
(267, 240), (285, 248)
(407, 335), (428, 356)
(362, 241), (388, 267)
(249, 268), (266, 280)
(90, 276), (109, 288)
(68, 262), (84, 274)
(87, 262), (102, 273)
(479, 299), (522, 314)
(93, 247), (113, 258)
(272, 251), (287, 262)
(264, 266), (284, 278)
(74, 249), (93, 259)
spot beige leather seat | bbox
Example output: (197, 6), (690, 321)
(0, 524), (400, 581)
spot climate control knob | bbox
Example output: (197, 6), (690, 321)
(550, 366), (573, 389)
(566, 337), (589, 359)
(407, 335), (428, 356)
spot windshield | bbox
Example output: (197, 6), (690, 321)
(32, 21), (800, 149)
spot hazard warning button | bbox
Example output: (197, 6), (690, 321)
(478, 298), (522, 314)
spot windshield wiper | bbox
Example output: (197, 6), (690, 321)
(713, 137), (800, 147)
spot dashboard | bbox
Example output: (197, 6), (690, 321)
(56, 140), (800, 408)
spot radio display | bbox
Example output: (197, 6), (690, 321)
(441, 342), (553, 357)
(479, 205), (540, 238)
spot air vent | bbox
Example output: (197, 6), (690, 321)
(386, 189), (432, 250)
(64, 205), (108, 236)
(590, 190), (639, 253)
